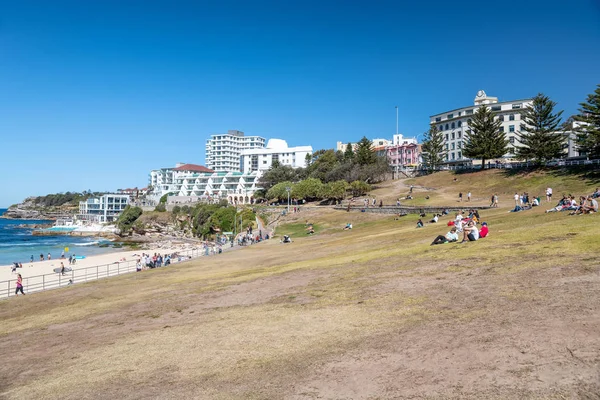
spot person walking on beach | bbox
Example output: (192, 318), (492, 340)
(15, 274), (25, 296)
(60, 262), (66, 276)
(40, 253), (44, 261)
(30, 255), (34, 263)
(48, 252), (51, 261)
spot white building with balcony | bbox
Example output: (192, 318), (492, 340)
(78, 194), (131, 224)
(149, 163), (260, 204)
(430, 90), (533, 164)
(205, 130), (266, 172)
(240, 139), (312, 174)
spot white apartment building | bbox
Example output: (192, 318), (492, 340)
(430, 90), (533, 164)
(336, 138), (391, 152)
(149, 163), (260, 204)
(240, 139), (313, 174)
(78, 194), (131, 224)
(205, 130), (266, 172)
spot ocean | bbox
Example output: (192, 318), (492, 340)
(0, 208), (122, 266)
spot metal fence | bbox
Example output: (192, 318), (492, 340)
(423, 158), (600, 172)
(1, 248), (205, 300)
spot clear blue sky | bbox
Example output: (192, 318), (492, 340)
(1, 0), (599, 207)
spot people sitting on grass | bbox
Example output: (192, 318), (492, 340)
(460, 220), (479, 243)
(416, 219), (424, 228)
(282, 235), (292, 243)
(430, 226), (459, 245)
(545, 195), (576, 213)
(343, 222), (352, 230)
(429, 214), (439, 223)
(479, 222), (489, 238)
(581, 196), (599, 214)
(593, 188), (600, 199)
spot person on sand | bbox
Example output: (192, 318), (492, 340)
(48, 252), (51, 261)
(30, 255), (34, 263)
(460, 221), (479, 243)
(15, 274), (25, 296)
(60, 262), (66, 276)
(431, 226), (459, 245)
(40, 253), (44, 261)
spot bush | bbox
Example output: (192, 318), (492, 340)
(154, 203), (166, 212)
(116, 206), (143, 236)
(172, 205), (181, 214)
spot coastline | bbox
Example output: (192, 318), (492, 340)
(0, 238), (203, 283)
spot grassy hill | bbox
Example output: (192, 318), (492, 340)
(1, 169), (599, 399)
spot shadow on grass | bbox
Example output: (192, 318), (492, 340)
(499, 165), (600, 183)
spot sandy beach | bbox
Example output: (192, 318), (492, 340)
(0, 240), (206, 297)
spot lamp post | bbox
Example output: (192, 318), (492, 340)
(286, 186), (291, 213)
(395, 105), (399, 135)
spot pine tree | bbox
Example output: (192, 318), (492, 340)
(354, 136), (376, 165)
(421, 125), (447, 170)
(463, 105), (508, 169)
(515, 93), (564, 164)
(344, 142), (355, 161)
(574, 84), (600, 158)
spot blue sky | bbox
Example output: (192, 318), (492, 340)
(1, 0), (599, 207)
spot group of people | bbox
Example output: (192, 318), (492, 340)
(545, 191), (599, 215)
(430, 210), (489, 245)
(136, 253), (173, 271)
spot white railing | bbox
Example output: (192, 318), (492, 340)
(1, 248), (205, 299)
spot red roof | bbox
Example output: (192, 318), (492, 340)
(173, 164), (214, 173)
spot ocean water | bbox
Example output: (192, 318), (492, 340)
(0, 208), (121, 266)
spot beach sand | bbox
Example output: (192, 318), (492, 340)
(1, 242), (205, 297)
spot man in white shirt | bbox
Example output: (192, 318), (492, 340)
(546, 187), (553, 203)
(460, 221), (479, 243)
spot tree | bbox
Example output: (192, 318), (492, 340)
(344, 143), (355, 161)
(116, 206), (143, 236)
(354, 137), (376, 165)
(463, 105), (508, 169)
(305, 149), (340, 182)
(350, 181), (371, 197)
(321, 180), (349, 203)
(574, 84), (600, 158)
(421, 125), (447, 170)
(266, 181), (294, 201)
(515, 93), (564, 164)
(291, 178), (323, 201)
(258, 164), (299, 191)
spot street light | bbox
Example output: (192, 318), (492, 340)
(286, 186), (291, 213)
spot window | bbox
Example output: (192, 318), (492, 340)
(458, 151), (462, 158)
(499, 126), (504, 133)
(457, 141), (462, 149)
(512, 103), (522, 109)
(451, 143), (455, 150)
(509, 137), (515, 144)
(447, 113), (453, 119)
(457, 121), (462, 127)
(498, 115), (504, 121)
(435, 117), (441, 122)
(445, 144), (449, 150)
(439, 125), (444, 131)
(451, 132), (455, 140)
(509, 114), (515, 121)
(451, 122), (455, 129)
(451, 152), (455, 160)
(445, 124), (449, 130)
(466, 109), (473, 115)
(458, 111), (462, 116)
(458, 132), (462, 139)
(509, 125), (515, 132)
(445, 134), (448, 141)
(491, 105), (501, 111)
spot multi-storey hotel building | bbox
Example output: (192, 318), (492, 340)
(149, 163), (260, 204)
(240, 139), (313, 174)
(78, 194), (131, 223)
(205, 130), (266, 172)
(430, 90), (533, 164)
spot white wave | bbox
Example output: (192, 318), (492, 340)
(73, 241), (99, 246)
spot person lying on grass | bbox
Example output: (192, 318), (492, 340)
(430, 226), (459, 245)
